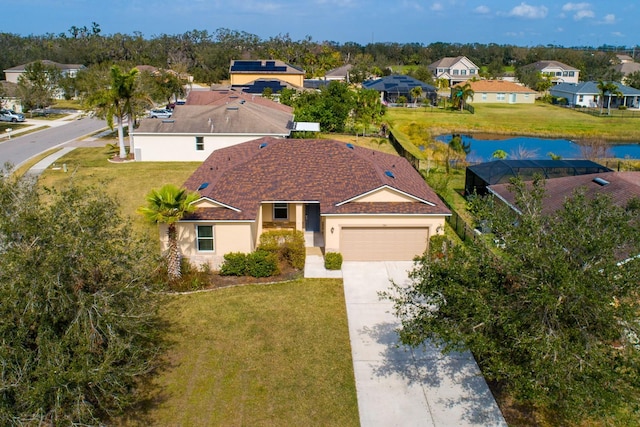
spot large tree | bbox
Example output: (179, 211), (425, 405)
(16, 61), (62, 110)
(138, 184), (200, 280)
(384, 177), (640, 422)
(0, 171), (161, 425)
(451, 82), (474, 111)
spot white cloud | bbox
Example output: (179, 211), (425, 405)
(562, 2), (590, 12)
(507, 3), (548, 19)
(602, 14), (616, 24)
(573, 9), (594, 20)
(431, 2), (443, 11)
(612, 31), (624, 37)
(474, 5), (490, 14)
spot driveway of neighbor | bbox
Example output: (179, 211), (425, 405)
(342, 261), (507, 427)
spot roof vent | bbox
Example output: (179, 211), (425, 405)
(259, 142), (268, 149)
(385, 170), (395, 178)
(197, 182), (209, 191)
(593, 177), (610, 186)
(346, 143), (354, 149)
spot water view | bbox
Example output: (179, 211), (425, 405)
(433, 134), (640, 162)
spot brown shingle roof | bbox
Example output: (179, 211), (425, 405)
(488, 172), (640, 215)
(182, 137), (450, 221)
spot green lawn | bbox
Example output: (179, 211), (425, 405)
(118, 279), (358, 427)
(386, 102), (640, 141)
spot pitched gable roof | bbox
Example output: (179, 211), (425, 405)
(3, 60), (84, 72)
(230, 60), (304, 75)
(363, 75), (436, 93)
(182, 138), (450, 221)
(488, 172), (640, 215)
(526, 60), (579, 71)
(551, 81), (640, 96)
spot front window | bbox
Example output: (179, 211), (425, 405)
(453, 69), (459, 75)
(470, 69), (476, 74)
(196, 136), (204, 151)
(482, 93), (487, 100)
(496, 93), (505, 100)
(273, 203), (289, 220)
(461, 70), (467, 75)
(568, 71), (575, 77)
(197, 225), (214, 251)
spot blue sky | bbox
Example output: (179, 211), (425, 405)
(5, 1), (637, 47)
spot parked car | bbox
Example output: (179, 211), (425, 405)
(0, 109), (25, 122)
(149, 109), (172, 119)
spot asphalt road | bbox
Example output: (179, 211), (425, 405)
(0, 117), (107, 170)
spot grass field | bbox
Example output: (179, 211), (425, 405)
(386, 102), (640, 142)
(118, 279), (359, 426)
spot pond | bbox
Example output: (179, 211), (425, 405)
(432, 134), (640, 162)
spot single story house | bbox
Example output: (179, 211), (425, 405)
(428, 56), (480, 86)
(550, 81), (640, 108)
(165, 137), (451, 268)
(487, 171), (640, 216)
(133, 90), (294, 161)
(465, 159), (611, 195)
(229, 60), (305, 89)
(454, 80), (537, 104)
(522, 60), (580, 84)
(3, 60), (85, 84)
(362, 75), (437, 105)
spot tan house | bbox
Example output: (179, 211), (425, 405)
(3, 60), (85, 84)
(428, 56), (480, 86)
(455, 80), (537, 104)
(229, 60), (305, 88)
(133, 90), (294, 161)
(164, 137), (451, 268)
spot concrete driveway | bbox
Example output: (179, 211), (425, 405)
(342, 261), (507, 427)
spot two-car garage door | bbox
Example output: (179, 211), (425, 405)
(340, 227), (430, 261)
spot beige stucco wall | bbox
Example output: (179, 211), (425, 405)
(161, 221), (255, 270)
(230, 73), (304, 88)
(133, 134), (267, 161)
(354, 188), (416, 203)
(474, 92), (535, 104)
(323, 215), (446, 254)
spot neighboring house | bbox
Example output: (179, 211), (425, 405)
(133, 90), (294, 161)
(427, 56), (480, 86)
(613, 61), (640, 86)
(522, 60), (580, 85)
(465, 159), (612, 196)
(487, 171), (640, 216)
(362, 75), (437, 105)
(229, 60), (305, 90)
(550, 81), (640, 108)
(165, 137), (451, 268)
(454, 80), (537, 104)
(324, 64), (352, 82)
(3, 60), (85, 83)
(0, 81), (22, 112)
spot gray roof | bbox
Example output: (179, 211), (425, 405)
(4, 60), (85, 72)
(550, 81), (640, 96)
(614, 62), (640, 76)
(428, 56), (477, 69)
(325, 64), (352, 78)
(526, 60), (579, 71)
(136, 95), (294, 136)
(363, 75), (436, 94)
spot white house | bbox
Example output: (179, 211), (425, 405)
(550, 81), (640, 108)
(524, 60), (580, 84)
(133, 90), (294, 161)
(428, 56), (480, 86)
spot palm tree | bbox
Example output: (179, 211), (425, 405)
(451, 82), (474, 111)
(85, 66), (140, 159)
(138, 184), (200, 280)
(410, 86), (423, 106)
(597, 80), (621, 116)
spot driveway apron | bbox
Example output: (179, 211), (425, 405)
(342, 261), (507, 427)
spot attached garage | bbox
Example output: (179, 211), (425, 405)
(340, 227), (430, 261)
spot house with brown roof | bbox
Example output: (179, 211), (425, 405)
(428, 56), (480, 86)
(487, 171), (640, 216)
(133, 90), (294, 161)
(454, 80), (537, 104)
(163, 137), (451, 268)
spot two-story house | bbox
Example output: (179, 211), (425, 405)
(523, 60), (580, 85)
(428, 56), (480, 86)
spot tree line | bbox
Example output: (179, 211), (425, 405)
(1, 23), (636, 84)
